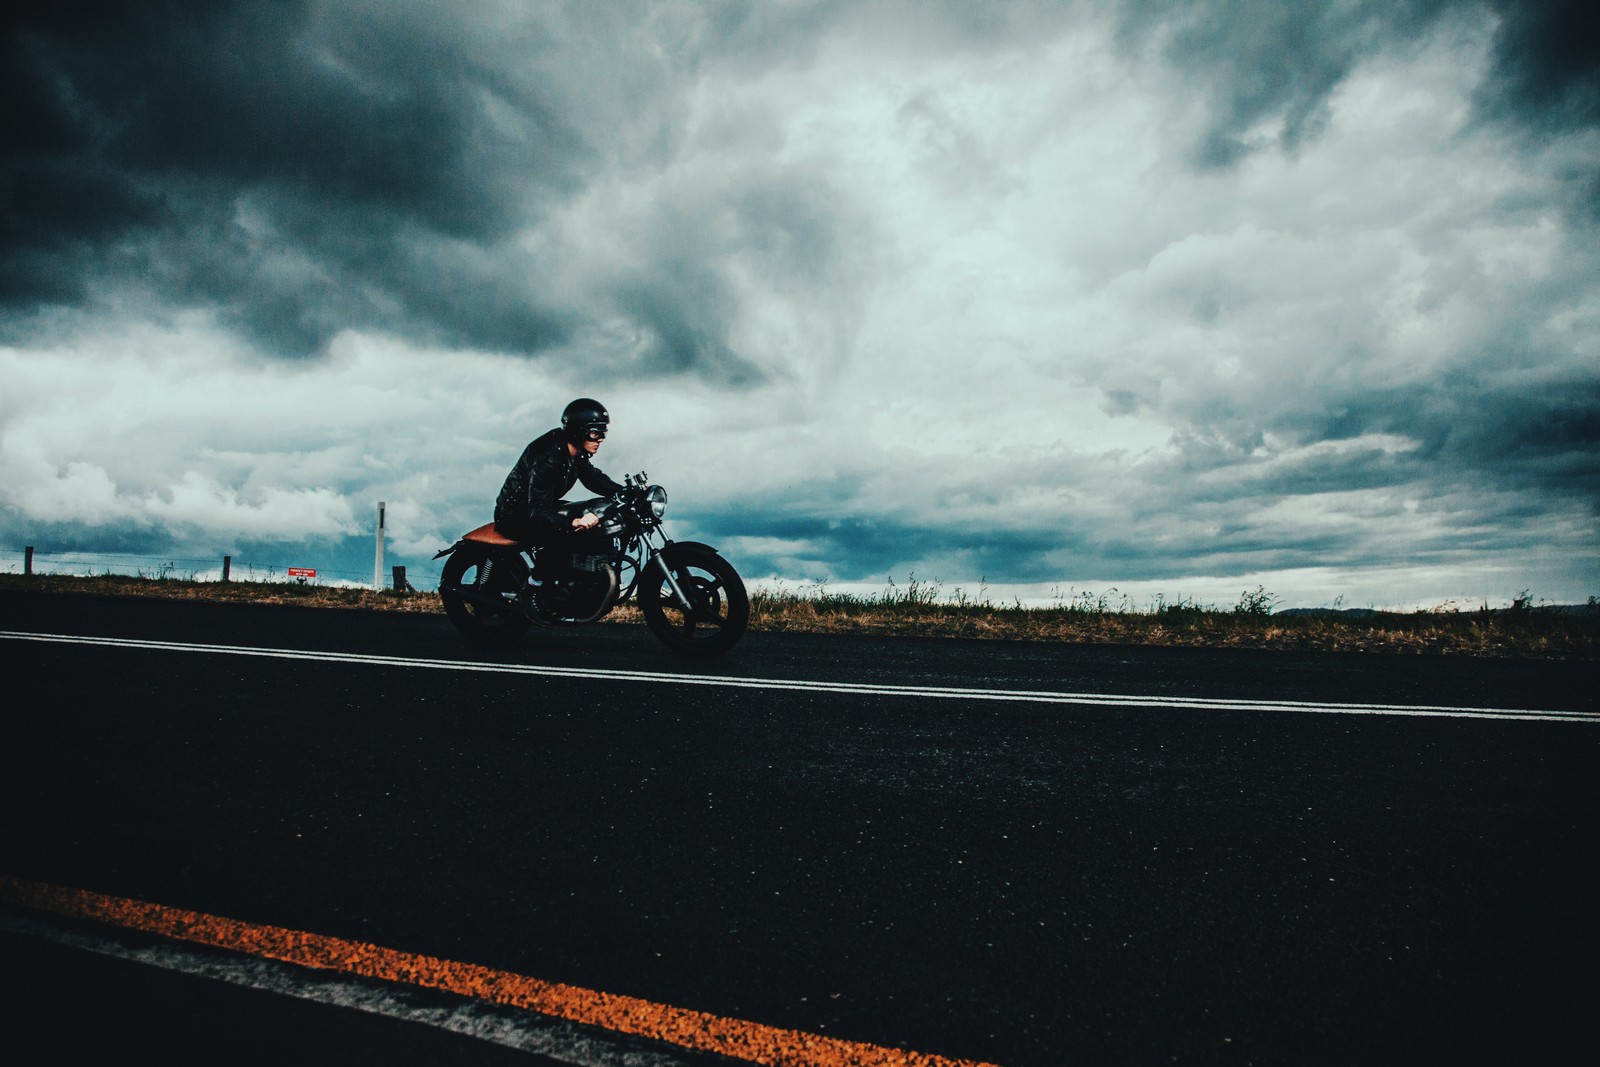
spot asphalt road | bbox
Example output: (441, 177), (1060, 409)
(1, 588), (1596, 1065)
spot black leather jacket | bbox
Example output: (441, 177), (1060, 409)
(494, 428), (624, 541)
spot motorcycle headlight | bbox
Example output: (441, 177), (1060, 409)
(647, 485), (668, 518)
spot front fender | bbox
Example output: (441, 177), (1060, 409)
(663, 540), (721, 557)
(432, 542), (462, 560)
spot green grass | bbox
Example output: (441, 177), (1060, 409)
(4, 572), (1595, 659)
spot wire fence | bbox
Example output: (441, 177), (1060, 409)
(0, 547), (397, 588)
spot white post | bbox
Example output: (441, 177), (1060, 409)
(374, 501), (386, 590)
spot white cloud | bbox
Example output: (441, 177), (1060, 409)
(0, 322), (570, 548)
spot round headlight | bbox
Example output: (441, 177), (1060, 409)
(647, 485), (668, 518)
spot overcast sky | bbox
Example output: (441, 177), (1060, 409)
(3, 0), (1597, 608)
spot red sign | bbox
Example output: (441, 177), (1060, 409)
(287, 567), (317, 578)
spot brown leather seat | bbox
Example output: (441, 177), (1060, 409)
(461, 522), (521, 547)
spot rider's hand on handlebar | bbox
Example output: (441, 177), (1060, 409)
(572, 512), (600, 531)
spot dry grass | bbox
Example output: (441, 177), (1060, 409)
(744, 594), (1598, 658)
(0, 573), (446, 614)
(4, 572), (1595, 659)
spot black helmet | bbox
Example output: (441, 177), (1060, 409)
(561, 397), (609, 444)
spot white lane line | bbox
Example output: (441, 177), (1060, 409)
(2, 630), (1595, 724)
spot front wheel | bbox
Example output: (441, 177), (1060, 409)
(439, 548), (531, 647)
(638, 547), (748, 657)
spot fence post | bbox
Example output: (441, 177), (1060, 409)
(24, 546), (33, 576)
(392, 565), (407, 593)
(222, 555), (231, 583)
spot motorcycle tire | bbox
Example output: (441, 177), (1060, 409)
(638, 545), (748, 657)
(439, 548), (531, 647)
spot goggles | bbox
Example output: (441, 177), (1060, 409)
(583, 428), (607, 441)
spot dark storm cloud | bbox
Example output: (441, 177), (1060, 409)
(702, 484), (1407, 587)
(2, 1), (595, 356)
(1, 0), (876, 377)
(1350, 378), (1600, 500)
(13, 517), (173, 557)
(699, 505), (1080, 585)
(1105, 372), (1600, 579)
(1272, 343), (1594, 502)
(601, 167), (871, 384)
(1112, 0), (1600, 169)
(8, 0), (1593, 366)
(1474, 0), (1600, 131)
(701, 354), (1599, 587)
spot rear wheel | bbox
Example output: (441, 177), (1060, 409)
(638, 546), (747, 657)
(439, 548), (531, 647)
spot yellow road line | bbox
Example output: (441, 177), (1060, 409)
(0, 876), (1002, 1067)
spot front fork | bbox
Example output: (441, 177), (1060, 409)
(642, 530), (696, 612)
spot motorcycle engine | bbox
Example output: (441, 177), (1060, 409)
(530, 551), (620, 624)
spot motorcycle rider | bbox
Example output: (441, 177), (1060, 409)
(493, 398), (626, 545)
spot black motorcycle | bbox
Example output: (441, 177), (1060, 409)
(433, 473), (748, 657)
